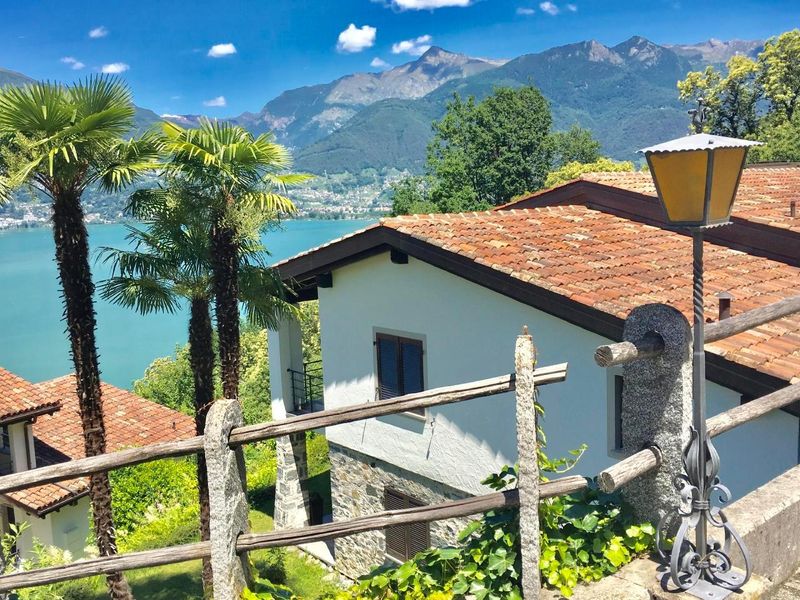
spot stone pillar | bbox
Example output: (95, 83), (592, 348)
(268, 315), (312, 530)
(515, 328), (541, 599)
(204, 398), (252, 600)
(274, 432), (311, 529)
(620, 303), (693, 524)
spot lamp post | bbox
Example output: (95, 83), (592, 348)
(641, 103), (761, 599)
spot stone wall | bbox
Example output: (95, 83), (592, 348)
(330, 442), (475, 578)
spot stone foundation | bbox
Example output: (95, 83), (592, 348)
(330, 443), (474, 578)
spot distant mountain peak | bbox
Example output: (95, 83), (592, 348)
(666, 38), (762, 65)
(613, 36), (668, 67)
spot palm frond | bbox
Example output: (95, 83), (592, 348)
(239, 265), (296, 329)
(99, 276), (179, 315)
(240, 191), (296, 213)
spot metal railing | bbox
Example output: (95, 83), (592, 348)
(288, 360), (324, 414)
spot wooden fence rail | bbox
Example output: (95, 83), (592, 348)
(594, 295), (800, 368)
(0, 364), (568, 495)
(0, 476), (588, 593)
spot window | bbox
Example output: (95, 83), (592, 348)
(611, 374), (624, 452)
(376, 333), (424, 415)
(384, 488), (430, 561)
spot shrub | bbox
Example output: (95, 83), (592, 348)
(110, 457), (198, 535)
(251, 548), (288, 585)
(118, 503), (201, 553)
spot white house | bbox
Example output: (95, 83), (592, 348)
(269, 166), (800, 577)
(0, 368), (195, 557)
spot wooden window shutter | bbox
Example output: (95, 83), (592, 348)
(384, 489), (430, 561)
(384, 489), (409, 561)
(376, 334), (401, 400)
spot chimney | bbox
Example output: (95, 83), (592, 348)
(791, 200), (797, 218)
(717, 291), (733, 320)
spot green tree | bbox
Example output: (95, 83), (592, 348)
(427, 87), (552, 211)
(99, 187), (292, 595)
(545, 158), (636, 188)
(758, 29), (800, 123)
(159, 120), (308, 402)
(389, 175), (437, 216)
(747, 113), (800, 163)
(678, 55), (761, 137)
(0, 77), (158, 600)
(550, 124), (602, 169)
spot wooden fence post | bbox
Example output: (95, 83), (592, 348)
(515, 327), (540, 599)
(204, 398), (252, 600)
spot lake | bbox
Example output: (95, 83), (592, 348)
(0, 219), (373, 389)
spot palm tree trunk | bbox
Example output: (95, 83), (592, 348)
(188, 298), (215, 596)
(51, 190), (132, 600)
(210, 219), (240, 400)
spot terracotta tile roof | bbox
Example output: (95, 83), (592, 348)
(5, 376), (195, 516)
(0, 368), (60, 424)
(580, 165), (800, 234)
(378, 207), (800, 385)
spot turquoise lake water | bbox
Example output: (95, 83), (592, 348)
(0, 219), (372, 389)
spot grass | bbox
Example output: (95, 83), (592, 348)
(74, 501), (337, 599)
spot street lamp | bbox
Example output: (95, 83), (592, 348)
(641, 103), (761, 599)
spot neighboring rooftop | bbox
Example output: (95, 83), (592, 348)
(2, 374), (195, 516)
(0, 368), (60, 426)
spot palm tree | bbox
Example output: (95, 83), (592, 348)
(99, 185), (293, 596)
(0, 77), (157, 600)
(159, 120), (307, 400)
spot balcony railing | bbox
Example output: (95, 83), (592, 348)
(287, 360), (324, 415)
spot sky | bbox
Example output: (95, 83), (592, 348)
(0, 0), (797, 117)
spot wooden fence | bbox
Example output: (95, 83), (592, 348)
(0, 296), (796, 598)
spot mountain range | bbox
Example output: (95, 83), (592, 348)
(2, 36), (763, 179)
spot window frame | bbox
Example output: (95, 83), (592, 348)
(606, 369), (625, 458)
(383, 488), (430, 562)
(375, 331), (426, 418)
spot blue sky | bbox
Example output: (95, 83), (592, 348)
(1, 0), (797, 116)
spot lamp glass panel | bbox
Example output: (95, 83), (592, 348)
(709, 147), (746, 222)
(649, 150), (708, 223)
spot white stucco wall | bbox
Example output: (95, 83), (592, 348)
(317, 251), (799, 499)
(10, 497), (90, 558)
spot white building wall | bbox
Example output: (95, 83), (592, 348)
(319, 252), (798, 499)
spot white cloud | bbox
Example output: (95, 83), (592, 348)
(516, 7), (535, 15)
(566, 3), (577, 11)
(89, 26), (108, 39)
(101, 62), (129, 74)
(207, 43), (237, 58)
(384, 0), (471, 9)
(203, 96), (227, 107)
(370, 57), (391, 69)
(337, 24), (377, 53)
(391, 34), (433, 56)
(539, 1), (559, 15)
(60, 56), (85, 70)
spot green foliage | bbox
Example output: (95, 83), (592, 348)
(678, 55), (760, 137)
(747, 113), (800, 163)
(678, 30), (800, 161)
(426, 87), (553, 211)
(550, 125), (602, 169)
(758, 29), (800, 123)
(544, 158), (636, 188)
(251, 547), (288, 585)
(109, 457), (198, 535)
(389, 176), (438, 217)
(0, 524), (100, 600)
(118, 503), (201, 553)
(133, 325), (272, 425)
